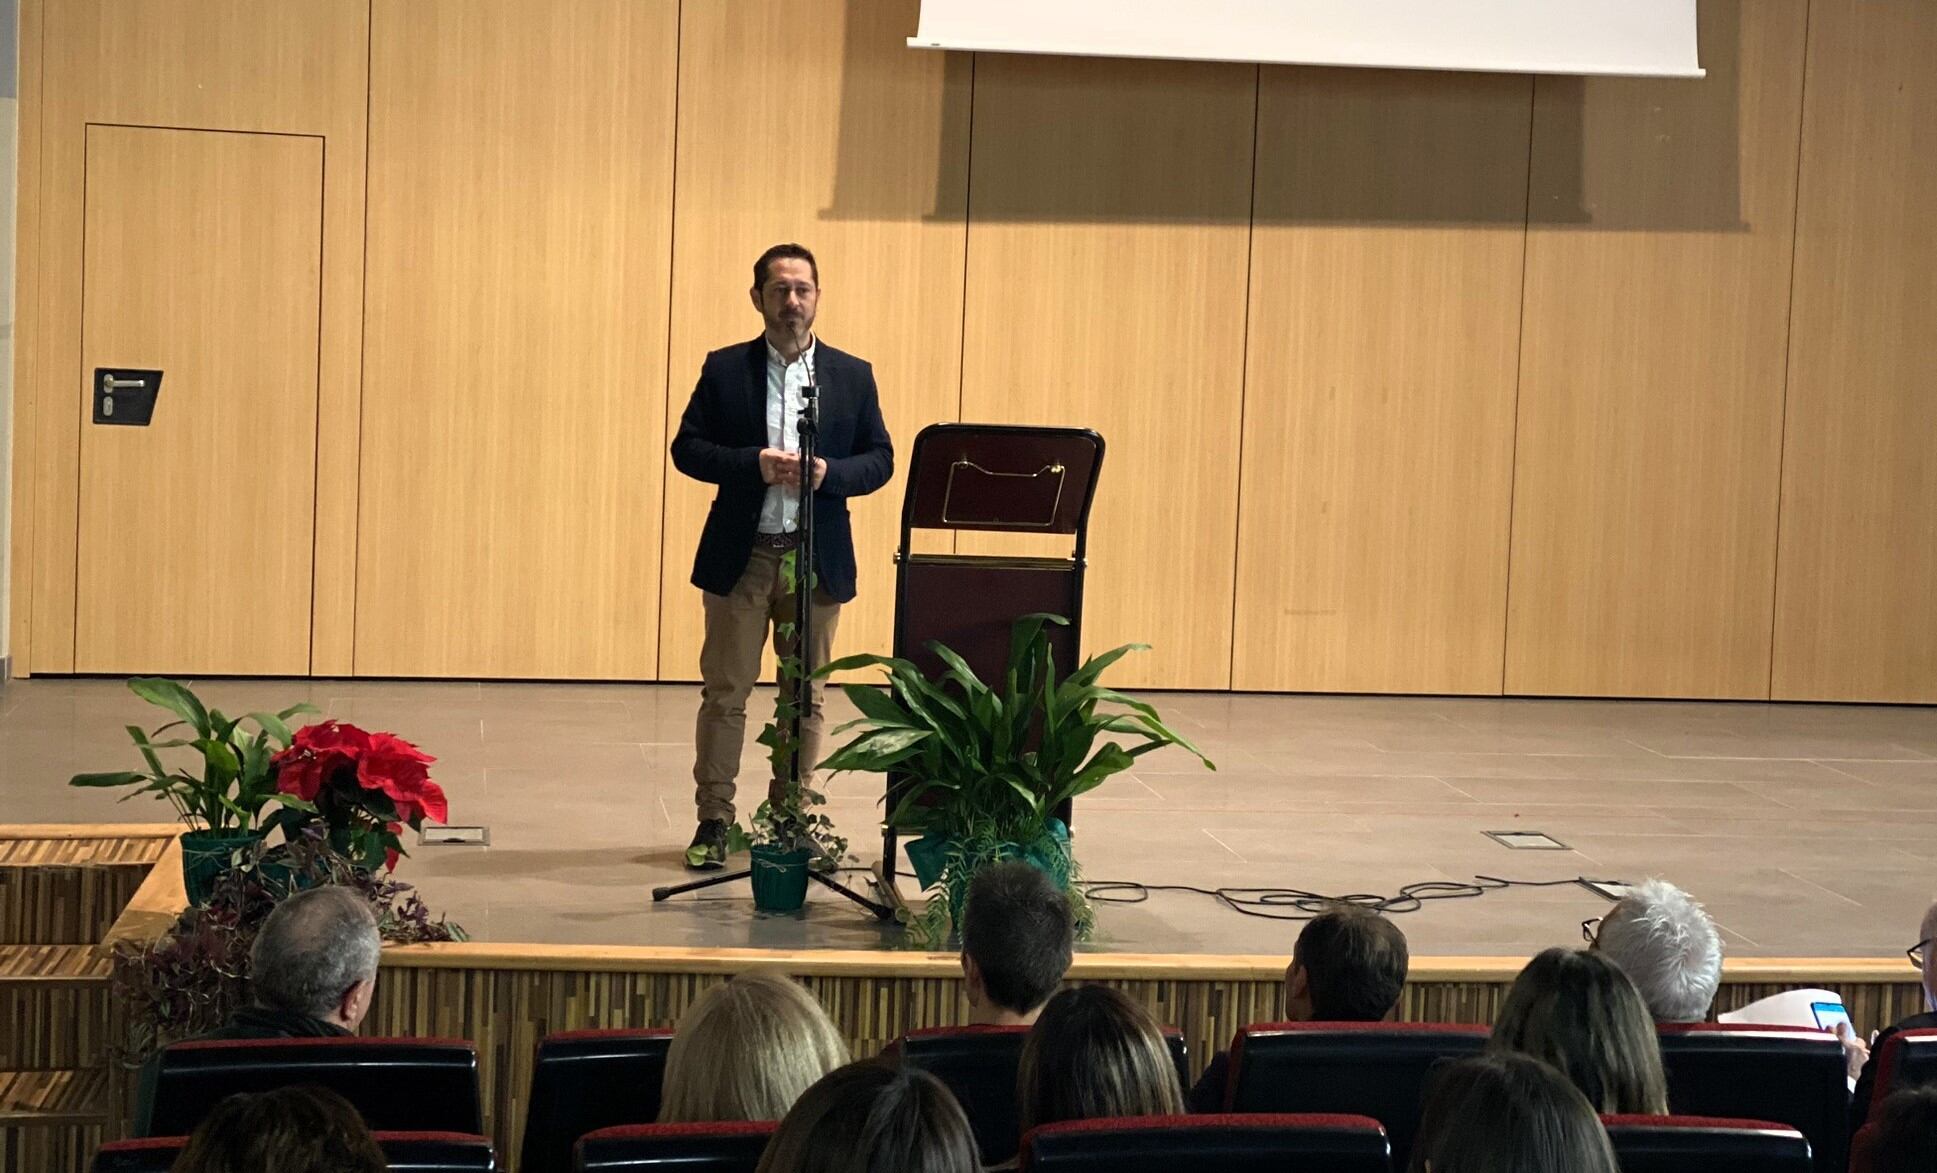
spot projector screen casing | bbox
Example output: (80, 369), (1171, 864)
(909, 0), (1703, 78)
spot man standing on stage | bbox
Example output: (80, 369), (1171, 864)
(669, 243), (894, 870)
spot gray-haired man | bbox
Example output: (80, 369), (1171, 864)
(202, 885), (381, 1039)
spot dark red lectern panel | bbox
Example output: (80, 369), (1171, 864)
(882, 425), (1105, 885)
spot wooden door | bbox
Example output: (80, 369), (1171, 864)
(74, 125), (323, 674)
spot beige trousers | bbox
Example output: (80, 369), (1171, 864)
(693, 546), (842, 824)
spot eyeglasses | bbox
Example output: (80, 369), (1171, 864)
(1582, 917), (1602, 945)
(1911, 939), (1931, 969)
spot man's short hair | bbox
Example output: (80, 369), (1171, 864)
(1294, 905), (1409, 1021)
(1594, 878), (1722, 1024)
(752, 243), (818, 291)
(960, 861), (1073, 1016)
(250, 885), (380, 1020)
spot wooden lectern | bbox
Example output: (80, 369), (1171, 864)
(881, 423), (1105, 884)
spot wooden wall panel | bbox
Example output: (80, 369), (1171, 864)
(655, 0), (969, 683)
(959, 56), (1255, 690)
(24, 0), (368, 674)
(75, 128), (322, 675)
(1232, 69), (1530, 695)
(1771, 0), (1937, 703)
(1504, 0), (1808, 698)
(355, 1), (677, 678)
(7, 0), (44, 676)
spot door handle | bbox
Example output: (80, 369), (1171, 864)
(93, 368), (165, 425)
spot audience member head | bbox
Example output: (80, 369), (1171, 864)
(1870, 1085), (1937, 1173)
(658, 971), (850, 1122)
(1017, 985), (1186, 1133)
(959, 861), (1074, 1026)
(754, 1060), (978, 1173)
(1488, 947), (1668, 1114)
(1590, 878), (1722, 1024)
(1408, 1053), (1619, 1173)
(168, 1085), (385, 1173)
(249, 886), (380, 1030)
(1918, 899), (1937, 1012)
(1286, 905), (1409, 1022)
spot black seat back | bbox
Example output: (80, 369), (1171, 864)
(1021, 1113), (1391, 1173)
(93, 1131), (495, 1172)
(892, 1025), (1031, 1165)
(1869, 1028), (1937, 1119)
(378, 1131), (498, 1171)
(1656, 1024), (1847, 1173)
(143, 1036), (482, 1137)
(890, 1024), (1189, 1166)
(521, 1029), (675, 1173)
(1601, 1114), (1812, 1173)
(90, 1138), (182, 1172)
(574, 1121), (776, 1173)
(1225, 1021), (1488, 1170)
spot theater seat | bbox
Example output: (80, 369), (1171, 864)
(1655, 1023), (1847, 1173)
(90, 1138), (183, 1173)
(886, 1024), (1191, 1165)
(1850, 1121), (1881, 1173)
(92, 1131), (496, 1172)
(1223, 1021), (1488, 1170)
(1862, 1028), (1937, 1123)
(574, 1120), (777, 1172)
(377, 1130), (498, 1171)
(1020, 1113), (1391, 1173)
(140, 1036), (482, 1137)
(1600, 1114), (1811, 1173)
(520, 1029), (676, 1173)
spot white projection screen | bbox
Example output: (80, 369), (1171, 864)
(908, 0), (1703, 78)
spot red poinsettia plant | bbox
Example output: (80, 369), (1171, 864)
(265, 722), (449, 871)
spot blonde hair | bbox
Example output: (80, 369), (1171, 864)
(658, 972), (850, 1123)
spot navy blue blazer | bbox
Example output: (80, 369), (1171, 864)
(670, 337), (894, 603)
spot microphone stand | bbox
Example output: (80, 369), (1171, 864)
(654, 336), (893, 921)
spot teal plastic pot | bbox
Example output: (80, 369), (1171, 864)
(179, 830), (260, 906)
(904, 833), (953, 892)
(750, 844), (812, 913)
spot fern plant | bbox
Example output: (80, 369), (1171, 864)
(815, 613), (1213, 939)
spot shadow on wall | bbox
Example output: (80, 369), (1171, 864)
(820, 0), (1751, 230)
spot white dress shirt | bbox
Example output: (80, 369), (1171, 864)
(759, 338), (816, 534)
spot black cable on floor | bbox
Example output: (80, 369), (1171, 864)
(1078, 875), (1615, 921)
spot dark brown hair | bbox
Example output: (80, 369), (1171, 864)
(168, 1085), (385, 1173)
(1408, 1053), (1620, 1173)
(1017, 985), (1186, 1134)
(753, 243), (819, 291)
(1295, 905), (1409, 1021)
(754, 1060), (978, 1173)
(1488, 947), (1669, 1114)
(961, 861), (1074, 1017)
(1872, 1085), (1937, 1173)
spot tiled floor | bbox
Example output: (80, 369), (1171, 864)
(3, 677), (1934, 958)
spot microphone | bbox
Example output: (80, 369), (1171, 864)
(796, 326), (818, 400)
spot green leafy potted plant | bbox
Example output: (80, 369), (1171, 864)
(815, 613), (1213, 943)
(699, 550), (849, 912)
(69, 678), (318, 905)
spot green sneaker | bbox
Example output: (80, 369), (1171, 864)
(684, 819), (729, 871)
